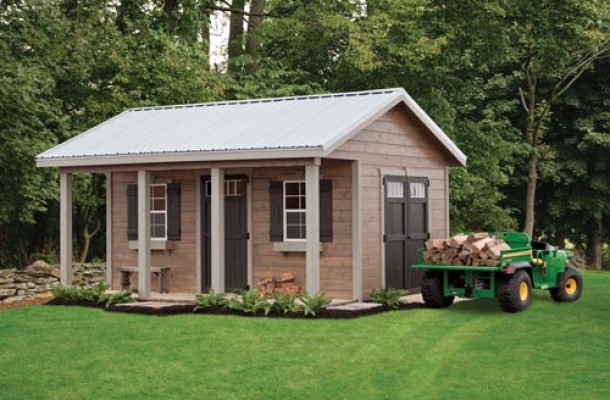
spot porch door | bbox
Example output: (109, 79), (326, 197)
(201, 176), (248, 292)
(384, 176), (429, 290)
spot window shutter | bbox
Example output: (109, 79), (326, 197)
(167, 183), (181, 241)
(269, 181), (283, 242)
(319, 179), (333, 242)
(127, 184), (138, 240)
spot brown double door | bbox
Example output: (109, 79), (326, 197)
(384, 176), (429, 290)
(201, 176), (248, 292)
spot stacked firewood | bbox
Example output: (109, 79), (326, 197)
(256, 272), (300, 296)
(424, 232), (511, 267)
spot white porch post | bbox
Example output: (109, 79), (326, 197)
(305, 162), (320, 295)
(59, 172), (73, 286)
(210, 168), (225, 293)
(137, 170), (151, 299)
(351, 160), (363, 301)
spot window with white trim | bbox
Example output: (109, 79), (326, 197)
(284, 181), (306, 241)
(150, 184), (167, 239)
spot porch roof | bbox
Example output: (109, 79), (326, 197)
(36, 88), (466, 168)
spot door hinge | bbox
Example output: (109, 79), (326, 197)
(246, 232), (250, 240)
(383, 234), (387, 243)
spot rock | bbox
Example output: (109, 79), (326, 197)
(0, 269), (16, 279)
(34, 277), (56, 284)
(31, 260), (50, 270)
(13, 283), (27, 290)
(0, 278), (14, 284)
(16, 289), (25, 296)
(2, 295), (26, 304)
(26, 282), (36, 289)
(0, 283), (16, 289)
(0, 288), (17, 299)
(50, 268), (61, 279)
(35, 284), (51, 293)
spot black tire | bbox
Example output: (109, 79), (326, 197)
(497, 270), (532, 313)
(550, 267), (583, 302)
(421, 271), (455, 308)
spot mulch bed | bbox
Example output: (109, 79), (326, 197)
(45, 300), (426, 319)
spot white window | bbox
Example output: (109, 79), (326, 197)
(410, 182), (426, 199)
(386, 181), (404, 198)
(205, 179), (245, 197)
(150, 184), (167, 239)
(284, 181), (306, 241)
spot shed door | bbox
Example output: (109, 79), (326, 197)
(384, 176), (429, 290)
(201, 176), (248, 293)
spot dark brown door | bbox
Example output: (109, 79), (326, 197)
(384, 176), (429, 290)
(201, 176), (248, 292)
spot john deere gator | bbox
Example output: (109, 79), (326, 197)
(411, 232), (583, 312)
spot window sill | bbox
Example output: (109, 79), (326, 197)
(128, 240), (174, 251)
(273, 241), (322, 253)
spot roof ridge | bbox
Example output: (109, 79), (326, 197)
(128, 88), (404, 113)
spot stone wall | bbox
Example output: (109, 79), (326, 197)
(0, 261), (106, 305)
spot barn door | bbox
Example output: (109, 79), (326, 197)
(201, 176), (248, 293)
(384, 176), (429, 290)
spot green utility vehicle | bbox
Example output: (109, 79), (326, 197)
(411, 232), (583, 312)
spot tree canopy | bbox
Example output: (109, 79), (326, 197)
(0, 0), (608, 269)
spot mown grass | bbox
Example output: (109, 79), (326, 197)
(1, 271), (609, 400)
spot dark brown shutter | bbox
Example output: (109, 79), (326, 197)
(167, 183), (181, 241)
(127, 184), (138, 240)
(319, 179), (333, 242)
(269, 181), (283, 242)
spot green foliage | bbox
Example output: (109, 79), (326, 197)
(194, 289), (229, 310)
(270, 291), (299, 314)
(51, 282), (133, 308)
(297, 292), (331, 317)
(226, 289), (272, 315)
(370, 288), (409, 309)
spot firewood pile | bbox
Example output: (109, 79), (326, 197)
(424, 232), (511, 267)
(256, 272), (300, 296)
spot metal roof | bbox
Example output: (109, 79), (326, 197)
(36, 88), (466, 167)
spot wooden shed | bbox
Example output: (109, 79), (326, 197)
(36, 88), (466, 300)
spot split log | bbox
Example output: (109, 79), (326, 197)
(487, 243), (511, 259)
(449, 234), (469, 248)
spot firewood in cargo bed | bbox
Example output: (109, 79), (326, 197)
(423, 233), (511, 266)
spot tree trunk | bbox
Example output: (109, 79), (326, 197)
(244, 0), (267, 73)
(588, 216), (603, 270)
(228, 0), (246, 73)
(524, 152), (537, 238)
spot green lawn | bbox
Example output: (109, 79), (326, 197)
(1, 271), (609, 400)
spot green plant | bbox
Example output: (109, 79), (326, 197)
(194, 289), (229, 311)
(226, 289), (271, 315)
(99, 290), (135, 308)
(270, 291), (298, 314)
(370, 288), (408, 309)
(298, 292), (331, 317)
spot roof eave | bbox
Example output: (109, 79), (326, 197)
(35, 148), (325, 168)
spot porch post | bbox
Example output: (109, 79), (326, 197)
(59, 172), (73, 286)
(351, 160), (363, 301)
(210, 167), (225, 293)
(137, 170), (151, 299)
(305, 161), (320, 295)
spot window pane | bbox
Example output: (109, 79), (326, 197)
(410, 182), (426, 199)
(151, 213), (165, 225)
(286, 197), (300, 210)
(205, 181), (211, 197)
(299, 182), (306, 195)
(286, 213), (302, 225)
(151, 225), (165, 238)
(286, 225), (301, 239)
(300, 196), (306, 209)
(285, 182), (300, 196)
(151, 185), (165, 197)
(300, 226), (307, 239)
(151, 199), (165, 211)
(386, 181), (404, 198)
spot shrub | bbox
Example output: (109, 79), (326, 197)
(194, 289), (229, 310)
(270, 291), (298, 314)
(298, 292), (331, 317)
(370, 288), (408, 309)
(51, 282), (133, 308)
(226, 289), (271, 315)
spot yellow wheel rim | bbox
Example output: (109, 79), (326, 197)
(565, 278), (577, 295)
(519, 281), (529, 301)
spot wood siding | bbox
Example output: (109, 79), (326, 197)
(111, 171), (198, 293)
(331, 104), (451, 299)
(251, 160), (353, 300)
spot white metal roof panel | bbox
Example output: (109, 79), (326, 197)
(36, 88), (466, 167)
